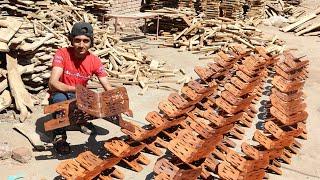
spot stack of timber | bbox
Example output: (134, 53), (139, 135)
(69, 0), (141, 15)
(69, 0), (112, 18)
(142, 0), (178, 10)
(247, 0), (266, 18)
(264, 0), (305, 17)
(146, 8), (195, 34)
(202, 0), (221, 19)
(0, 0), (48, 16)
(280, 7), (320, 36)
(160, 17), (284, 55)
(147, 15), (191, 34)
(220, 0), (245, 20)
(178, 0), (194, 9)
(0, 3), (184, 120)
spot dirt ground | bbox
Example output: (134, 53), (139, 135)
(1, 2), (320, 180)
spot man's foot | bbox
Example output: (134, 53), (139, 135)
(53, 136), (70, 155)
(80, 122), (97, 135)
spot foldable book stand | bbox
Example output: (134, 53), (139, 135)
(43, 85), (131, 132)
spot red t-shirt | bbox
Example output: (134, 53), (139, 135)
(52, 47), (107, 86)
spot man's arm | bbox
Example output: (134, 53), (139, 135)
(49, 67), (76, 92)
(98, 76), (114, 91)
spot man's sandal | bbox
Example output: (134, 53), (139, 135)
(53, 136), (71, 155)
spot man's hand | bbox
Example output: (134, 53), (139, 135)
(98, 76), (114, 91)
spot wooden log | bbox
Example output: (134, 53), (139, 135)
(7, 54), (34, 122)
(296, 22), (320, 36)
(174, 27), (188, 41)
(109, 56), (119, 71)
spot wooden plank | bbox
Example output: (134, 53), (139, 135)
(7, 54), (35, 122)
(296, 22), (320, 36)
(281, 7), (320, 32)
(0, 18), (22, 43)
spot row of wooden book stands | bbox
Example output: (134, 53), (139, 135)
(53, 45), (308, 180)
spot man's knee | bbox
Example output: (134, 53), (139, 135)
(50, 92), (68, 104)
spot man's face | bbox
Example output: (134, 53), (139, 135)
(72, 35), (91, 57)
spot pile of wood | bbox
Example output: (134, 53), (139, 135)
(160, 17), (284, 55)
(142, 0), (178, 10)
(0, 3), (185, 120)
(0, 0), (48, 16)
(280, 7), (320, 36)
(264, 0), (305, 17)
(246, 0), (266, 18)
(146, 7), (196, 34)
(220, 0), (245, 20)
(178, 0), (194, 8)
(147, 15), (190, 34)
(69, 0), (112, 18)
(202, 0), (221, 19)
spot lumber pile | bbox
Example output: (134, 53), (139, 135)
(70, 0), (112, 18)
(247, 0), (266, 18)
(263, 0), (306, 18)
(202, 0), (221, 19)
(0, 3), (95, 94)
(280, 7), (320, 36)
(147, 14), (190, 34)
(0, 3), (185, 119)
(142, 0), (178, 10)
(65, 0), (141, 16)
(220, 0), (245, 20)
(0, 0), (46, 16)
(160, 17), (284, 55)
(146, 7), (196, 34)
(178, 0), (194, 9)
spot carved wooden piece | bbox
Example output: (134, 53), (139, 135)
(158, 100), (195, 118)
(253, 130), (294, 150)
(43, 100), (94, 131)
(167, 129), (223, 163)
(270, 106), (308, 125)
(104, 139), (149, 172)
(153, 158), (201, 180)
(56, 151), (123, 180)
(272, 76), (304, 93)
(76, 85), (130, 118)
(120, 120), (164, 155)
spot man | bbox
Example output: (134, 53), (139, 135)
(49, 22), (113, 154)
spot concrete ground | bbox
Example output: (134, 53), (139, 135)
(1, 2), (320, 180)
